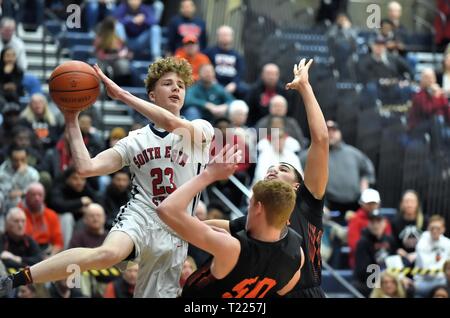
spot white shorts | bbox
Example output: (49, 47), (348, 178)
(109, 199), (188, 298)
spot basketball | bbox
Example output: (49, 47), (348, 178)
(49, 61), (100, 112)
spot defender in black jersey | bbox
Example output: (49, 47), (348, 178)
(209, 59), (329, 298)
(156, 145), (304, 298)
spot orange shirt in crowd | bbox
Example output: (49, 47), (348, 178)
(19, 203), (64, 250)
(175, 48), (211, 82)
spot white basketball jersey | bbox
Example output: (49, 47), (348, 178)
(113, 119), (214, 214)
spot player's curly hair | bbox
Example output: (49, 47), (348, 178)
(144, 57), (193, 93)
(252, 180), (296, 229)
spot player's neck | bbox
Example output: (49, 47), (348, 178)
(248, 225), (281, 243)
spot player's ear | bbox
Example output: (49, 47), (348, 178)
(148, 91), (155, 102)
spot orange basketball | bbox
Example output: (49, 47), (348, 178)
(49, 61), (100, 112)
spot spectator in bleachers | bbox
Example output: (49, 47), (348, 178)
(435, 0), (450, 50)
(429, 285), (449, 298)
(437, 52), (450, 96)
(414, 215), (450, 297)
(11, 126), (43, 166)
(84, 0), (118, 32)
(245, 63), (289, 127)
(379, 19), (405, 56)
(18, 182), (63, 258)
(444, 259), (450, 291)
(357, 35), (412, 107)
(19, 94), (62, 150)
(392, 190), (425, 267)
(114, 0), (162, 60)
(0, 46), (24, 103)
(183, 63), (233, 121)
(69, 203), (107, 249)
(16, 285), (38, 298)
(353, 209), (396, 296)
(0, 17), (27, 71)
(179, 256), (196, 288)
(204, 25), (247, 99)
(0, 102), (28, 150)
(319, 120), (375, 220)
(78, 112), (104, 158)
(369, 271), (406, 298)
(49, 167), (99, 248)
(253, 116), (302, 186)
(40, 134), (71, 181)
(326, 13), (358, 80)
(386, 1), (408, 46)
(167, 0), (207, 54)
(348, 189), (393, 268)
(48, 279), (84, 298)
(0, 146), (39, 210)
(0, 207), (42, 269)
(255, 95), (307, 147)
(103, 262), (138, 298)
(174, 34), (210, 82)
(210, 117), (250, 207)
(94, 16), (133, 86)
(408, 68), (450, 130)
(228, 99), (256, 162)
(68, 203), (108, 298)
(102, 169), (131, 230)
(315, 0), (348, 25)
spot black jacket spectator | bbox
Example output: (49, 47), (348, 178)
(0, 233), (42, 268)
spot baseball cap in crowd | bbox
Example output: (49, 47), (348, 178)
(360, 188), (381, 204)
(2, 102), (21, 115)
(368, 209), (383, 221)
(183, 35), (198, 45)
(326, 120), (339, 130)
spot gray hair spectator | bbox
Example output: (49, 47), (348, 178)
(0, 17), (28, 71)
(0, 207), (42, 269)
(69, 203), (107, 249)
(255, 95), (306, 146)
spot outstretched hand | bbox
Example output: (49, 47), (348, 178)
(285, 58), (313, 91)
(93, 64), (125, 100)
(206, 144), (242, 181)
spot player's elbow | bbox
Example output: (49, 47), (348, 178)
(76, 165), (94, 178)
(311, 130), (329, 146)
(155, 204), (172, 221)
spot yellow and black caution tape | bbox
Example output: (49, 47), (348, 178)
(387, 267), (444, 276)
(8, 267), (122, 277)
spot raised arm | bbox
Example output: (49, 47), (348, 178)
(156, 146), (241, 258)
(93, 65), (210, 146)
(286, 59), (329, 199)
(63, 111), (123, 177)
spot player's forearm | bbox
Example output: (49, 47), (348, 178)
(297, 84), (328, 144)
(157, 171), (214, 219)
(64, 121), (95, 176)
(118, 90), (182, 132)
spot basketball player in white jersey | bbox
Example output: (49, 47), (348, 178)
(0, 57), (214, 298)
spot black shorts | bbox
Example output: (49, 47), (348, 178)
(285, 286), (326, 298)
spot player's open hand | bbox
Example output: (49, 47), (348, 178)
(206, 144), (242, 181)
(285, 58), (313, 91)
(93, 64), (124, 100)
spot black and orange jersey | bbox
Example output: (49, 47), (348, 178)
(230, 184), (324, 293)
(181, 228), (303, 298)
